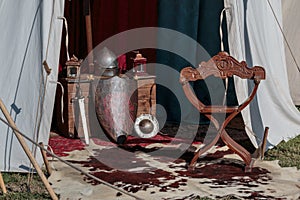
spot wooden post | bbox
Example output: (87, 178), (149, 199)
(260, 127), (269, 160)
(0, 172), (7, 194)
(84, 0), (94, 74)
(0, 99), (58, 200)
(39, 142), (52, 176)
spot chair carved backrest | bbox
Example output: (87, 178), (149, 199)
(180, 51), (266, 113)
(180, 51), (265, 84)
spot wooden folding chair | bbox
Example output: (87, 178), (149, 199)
(179, 51), (267, 172)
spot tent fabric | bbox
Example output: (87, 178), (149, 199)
(156, 0), (203, 124)
(0, 0), (64, 172)
(224, 0), (300, 147)
(156, 0), (232, 124)
(282, 0), (300, 105)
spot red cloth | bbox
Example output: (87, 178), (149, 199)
(60, 0), (158, 70)
(117, 54), (127, 72)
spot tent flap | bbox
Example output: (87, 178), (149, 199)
(0, 0), (64, 172)
(224, 0), (300, 147)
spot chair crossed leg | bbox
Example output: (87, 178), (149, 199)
(188, 110), (254, 172)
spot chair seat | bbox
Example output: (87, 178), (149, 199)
(200, 105), (239, 113)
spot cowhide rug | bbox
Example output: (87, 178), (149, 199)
(48, 135), (300, 200)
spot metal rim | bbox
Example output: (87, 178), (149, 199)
(134, 114), (159, 139)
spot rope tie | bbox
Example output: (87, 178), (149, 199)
(49, 81), (65, 123)
(220, 8), (229, 106)
(219, 8), (229, 52)
(57, 16), (70, 61)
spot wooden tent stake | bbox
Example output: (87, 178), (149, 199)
(260, 127), (269, 160)
(39, 142), (52, 176)
(0, 172), (7, 194)
(0, 99), (58, 200)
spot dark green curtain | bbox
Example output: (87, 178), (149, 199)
(156, 0), (234, 124)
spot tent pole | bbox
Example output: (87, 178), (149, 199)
(39, 142), (53, 176)
(0, 172), (7, 194)
(84, 0), (94, 74)
(0, 99), (58, 200)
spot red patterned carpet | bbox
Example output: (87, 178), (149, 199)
(48, 133), (201, 157)
(48, 134), (85, 156)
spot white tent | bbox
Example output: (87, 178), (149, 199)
(282, 0), (300, 106)
(0, 0), (64, 172)
(224, 0), (300, 148)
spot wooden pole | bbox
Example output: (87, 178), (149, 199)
(84, 0), (94, 74)
(0, 99), (58, 200)
(0, 172), (7, 194)
(260, 127), (269, 160)
(39, 142), (52, 176)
